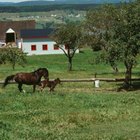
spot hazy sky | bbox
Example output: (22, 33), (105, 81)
(0, 0), (108, 2)
(0, 0), (31, 2)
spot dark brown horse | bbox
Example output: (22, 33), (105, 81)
(39, 78), (61, 92)
(3, 68), (49, 92)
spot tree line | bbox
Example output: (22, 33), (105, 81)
(0, 4), (98, 13)
(52, 0), (140, 89)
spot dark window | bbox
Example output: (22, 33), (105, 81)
(54, 44), (59, 50)
(31, 45), (36, 51)
(42, 44), (48, 50)
(65, 44), (69, 50)
(6, 33), (15, 43)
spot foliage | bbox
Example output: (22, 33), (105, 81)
(51, 22), (83, 71)
(0, 47), (7, 64)
(112, 1), (140, 88)
(0, 46), (27, 70)
(85, 1), (140, 89)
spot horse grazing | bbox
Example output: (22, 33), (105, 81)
(3, 68), (49, 93)
(39, 78), (61, 92)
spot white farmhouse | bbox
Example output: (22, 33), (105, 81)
(20, 29), (69, 55)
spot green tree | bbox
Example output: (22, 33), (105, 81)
(85, 5), (120, 72)
(0, 48), (7, 64)
(85, 1), (140, 89)
(0, 45), (27, 70)
(51, 22), (83, 71)
(113, 1), (140, 88)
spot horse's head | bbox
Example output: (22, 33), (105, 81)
(35, 68), (49, 79)
(55, 78), (61, 84)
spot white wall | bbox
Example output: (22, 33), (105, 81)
(22, 41), (64, 55)
(21, 40), (79, 55)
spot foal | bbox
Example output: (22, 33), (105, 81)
(39, 78), (61, 92)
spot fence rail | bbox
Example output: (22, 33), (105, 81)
(0, 78), (140, 85)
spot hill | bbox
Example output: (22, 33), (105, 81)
(0, 0), (129, 6)
(0, 4), (98, 13)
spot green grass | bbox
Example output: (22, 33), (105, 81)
(0, 49), (128, 79)
(0, 91), (140, 140)
(0, 48), (140, 140)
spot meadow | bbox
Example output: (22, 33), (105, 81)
(0, 10), (85, 29)
(0, 49), (140, 140)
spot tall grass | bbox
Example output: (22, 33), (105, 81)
(0, 91), (140, 140)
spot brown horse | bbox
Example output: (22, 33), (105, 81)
(39, 78), (61, 92)
(3, 68), (49, 92)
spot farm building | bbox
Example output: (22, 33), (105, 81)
(0, 42), (6, 47)
(0, 20), (35, 41)
(20, 29), (79, 55)
(0, 21), (79, 55)
(0, 28), (19, 47)
(5, 28), (16, 43)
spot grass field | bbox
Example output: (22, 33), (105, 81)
(0, 49), (140, 140)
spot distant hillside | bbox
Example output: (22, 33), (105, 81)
(0, 2), (14, 6)
(0, 0), (129, 13)
(0, 0), (129, 6)
(0, 4), (99, 13)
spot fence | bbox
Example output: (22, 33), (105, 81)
(0, 78), (140, 84)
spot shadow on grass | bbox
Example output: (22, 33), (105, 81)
(95, 71), (140, 76)
(131, 81), (140, 91)
(116, 81), (140, 92)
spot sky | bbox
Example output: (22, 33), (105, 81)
(0, 0), (129, 3)
(0, 0), (31, 2)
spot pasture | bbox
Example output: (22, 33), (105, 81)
(0, 10), (85, 28)
(0, 49), (140, 140)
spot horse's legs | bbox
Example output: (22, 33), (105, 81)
(50, 85), (55, 92)
(33, 85), (36, 92)
(18, 83), (23, 92)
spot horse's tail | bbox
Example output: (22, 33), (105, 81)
(3, 75), (15, 88)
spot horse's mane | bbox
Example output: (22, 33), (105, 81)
(33, 68), (48, 74)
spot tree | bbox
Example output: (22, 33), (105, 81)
(112, 1), (140, 88)
(85, 5), (120, 72)
(51, 22), (83, 71)
(0, 48), (7, 64)
(85, 1), (140, 89)
(0, 44), (27, 70)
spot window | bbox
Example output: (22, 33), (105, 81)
(65, 44), (69, 50)
(31, 45), (36, 51)
(54, 44), (59, 50)
(42, 44), (48, 50)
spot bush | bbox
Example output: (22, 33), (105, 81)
(0, 47), (27, 70)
